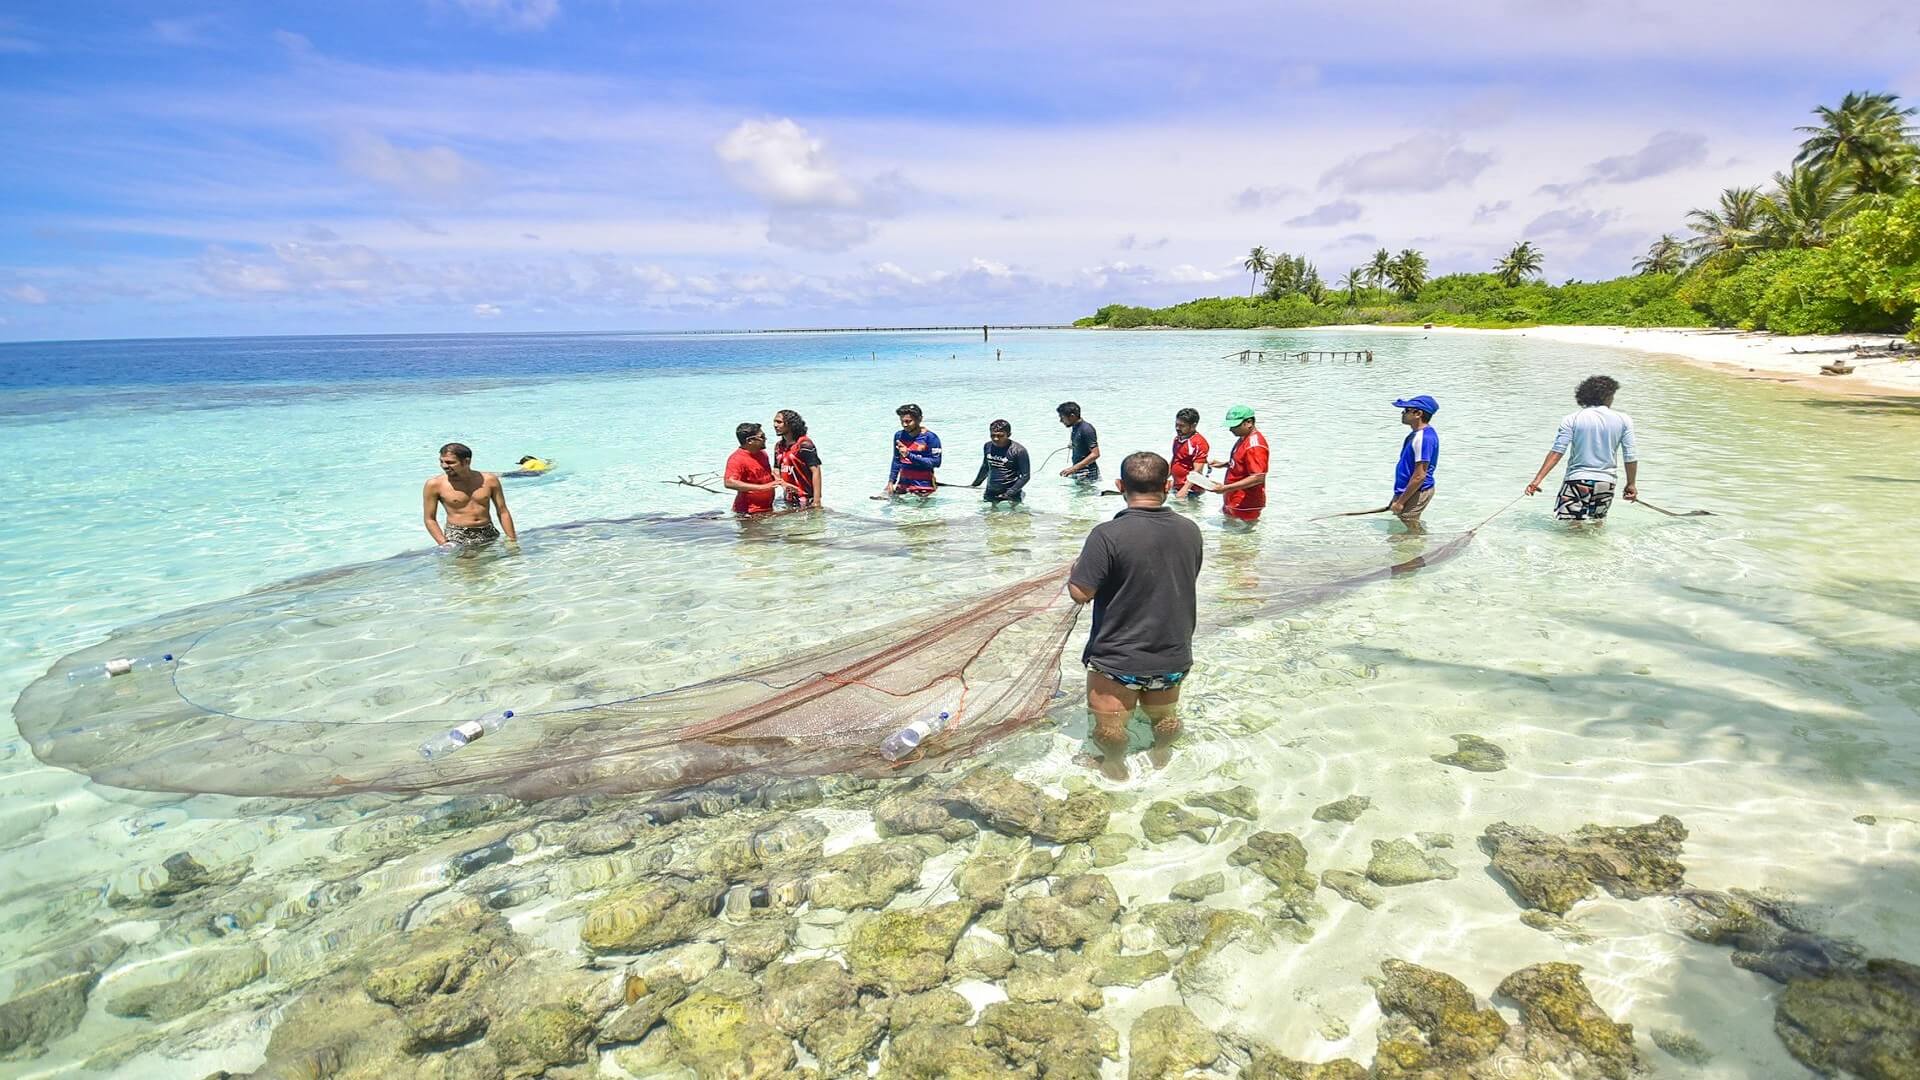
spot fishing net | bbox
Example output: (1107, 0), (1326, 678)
(15, 501), (1511, 800)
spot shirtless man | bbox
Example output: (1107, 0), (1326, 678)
(423, 442), (517, 547)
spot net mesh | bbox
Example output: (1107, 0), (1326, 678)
(16, 503), (1509, 800)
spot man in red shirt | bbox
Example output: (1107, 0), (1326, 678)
(1169, 407), (1210, 498)
(723, 422), (787, 514)
(1188, 404), (1268, 522)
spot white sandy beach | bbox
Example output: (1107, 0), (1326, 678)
(1311, 324), (1920, 398)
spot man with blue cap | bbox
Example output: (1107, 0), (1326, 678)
(1389, 395), (1439, 524)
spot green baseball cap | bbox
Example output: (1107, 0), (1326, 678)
(1224, 405), (1256, 427)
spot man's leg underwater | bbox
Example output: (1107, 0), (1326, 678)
(1142, 684), (1183, 769)
(1086, 669), (1142, 781)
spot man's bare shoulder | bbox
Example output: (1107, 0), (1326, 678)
(424, 474), (448, 492)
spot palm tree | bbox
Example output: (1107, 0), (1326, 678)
(1632, 234), (1687, 275)
(1244, 246), (1272, 298)
(1386, 249), (1428, 299)
(1338, 267), (1364, 304)
(1796, 91), (1918, 196)
(1365, 248), (1393, 290)
(1493, 241), (1544, 286)
(1757, 166), (1852, 249)
(1684, 186), (1762, 262)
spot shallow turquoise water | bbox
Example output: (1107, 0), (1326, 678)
(2, 328), (1918, 1075)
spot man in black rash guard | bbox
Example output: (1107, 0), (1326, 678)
(970, 419), (1031, 503)
(1057, 401), (1100, 482)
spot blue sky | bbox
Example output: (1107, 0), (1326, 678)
(0, 0), (1915, 340)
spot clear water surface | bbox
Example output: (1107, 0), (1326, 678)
(1, 328), (1916, 1076)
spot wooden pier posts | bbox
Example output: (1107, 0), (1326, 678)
(1218, 349), (1375, 363)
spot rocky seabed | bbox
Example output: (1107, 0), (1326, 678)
(0, 759), (1916, 1079)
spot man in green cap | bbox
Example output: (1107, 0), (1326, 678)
(1187, 405), (1269, 522)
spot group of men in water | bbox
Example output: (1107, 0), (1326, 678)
(422, 373), (1640, 779)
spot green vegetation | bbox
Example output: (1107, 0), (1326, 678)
(1079, 92), (1920, 339)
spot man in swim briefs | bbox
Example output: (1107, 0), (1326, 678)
(1187, 405), (1269, 522)
(1169, 407), (1209, 497)
(772, 409), (823, 508)
(1525, 374), (1638, 521)
(970, 419), (1031, 503)
(1388, 394), (1439, 524)
(1068, 451), (1203, 781)
(1056, 401), (1100, 482)
(883, 403), (942, 496)
(423, 442), (517, 547)
(725, 422), (788, 514)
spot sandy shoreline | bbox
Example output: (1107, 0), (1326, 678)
(1305, 324), (1920, 398)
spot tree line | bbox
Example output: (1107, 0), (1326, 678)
(1086, 93), (1919, 337)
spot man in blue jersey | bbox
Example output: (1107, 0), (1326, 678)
(1525, 375), (1639, 521)
(970, 419), (1031, 503)
(883, 402), (942, 497)
(1388, 395), (1439, 525)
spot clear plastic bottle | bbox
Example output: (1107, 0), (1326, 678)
(879, 710), (951, 762)
(67, 654), (175, 685)
(418, 709), (515, 760)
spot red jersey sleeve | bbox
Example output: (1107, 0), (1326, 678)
(724, 449), (750, 484)
(1242, 434), (1268, 474)
(1193, 433), (1210, 461)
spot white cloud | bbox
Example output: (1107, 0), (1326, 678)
(1166, 264), (1224, 284)
(1230, 185), (1300, 212)
(715, 118), (910, 253)
(1539, 131), (1709, 197)
(1471, 200), (1511, 224)
(1286, 199), (1363, 227)
(1524, 207), (1617, 238)
(341, 131), (486, 198)
(5, 284), (49, 304)
(716, 119), (861, 209)
(1320, 134), (1495, 193)
(448, 0), (560, 31)
(473, 302), (502, 317)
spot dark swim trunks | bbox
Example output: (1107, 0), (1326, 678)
(444, 522), (501, 546)
(1554, 479), (1615, 521)
(1087, 661), (1187, 692)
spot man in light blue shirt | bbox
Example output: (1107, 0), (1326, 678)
(1525, 375), (1638, 521)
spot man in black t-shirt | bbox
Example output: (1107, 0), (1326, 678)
(1056, 401), (1100, 482)
(1068, 451), (1203, 780)
(970, 419), (1031, 503)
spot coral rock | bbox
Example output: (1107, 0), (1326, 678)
(1366, 839), (1458, 887)
(1129, 1005), (1221, 1079)
(1481, 816), (1687, 915)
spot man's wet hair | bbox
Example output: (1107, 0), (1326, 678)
(896, 403), (923, 422)
(735, 422), (764, 446)
(1576, 375), (1620, 407)
(989, 419), (1012, 436)
(774, 409), (808, 437)
(1056, 401), (1081, 419)
(517, 456), (537, 464)
(1121, 451), (1171, 494)
(1175, 407), (1200, 425)
(439, 442), (472, 461)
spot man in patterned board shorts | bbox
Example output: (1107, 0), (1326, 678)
(1525, 375), (1639, 520)
(423, 442), (517, 548)
(1068, 452), (1203, 781)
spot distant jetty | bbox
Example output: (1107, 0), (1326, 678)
(755, 324), (1073, 339)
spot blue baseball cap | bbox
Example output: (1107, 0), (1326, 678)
(1392, 395), (1439, 415)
